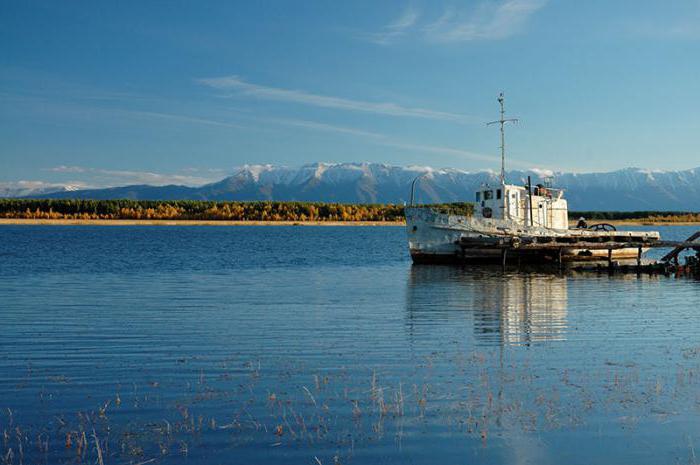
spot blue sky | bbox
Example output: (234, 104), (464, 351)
(2, 0), (700, 188)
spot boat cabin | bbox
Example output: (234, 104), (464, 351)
(475, 182), (568, 230)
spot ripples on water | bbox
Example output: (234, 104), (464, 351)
(1, 225), (700, 464)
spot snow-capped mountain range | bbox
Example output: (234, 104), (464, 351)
(0, 181), (85, 199)
(11, 162), (700, 211)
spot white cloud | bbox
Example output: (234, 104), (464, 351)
(125, 110), (249, 130)
(1, 92), (254, 135)
(381, 139), (536, 168)
(362, 6), (421, 44)
(90, 169), (217, 186)
(197, 75), (477, 124)
(266, 117), (386, 139)
(44, 166), (222, 187)
(424, 0), (548, 42)
(180, 167), (228, 174)
(49, 165), (87, 173)
(360, 1), (547, 44)
(264, 116), (539, 168)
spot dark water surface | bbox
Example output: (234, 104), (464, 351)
(2, 225), (700, 465)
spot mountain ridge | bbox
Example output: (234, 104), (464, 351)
(10, 162), (700, 211)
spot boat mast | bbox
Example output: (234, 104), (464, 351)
(487, 93), (518, 184)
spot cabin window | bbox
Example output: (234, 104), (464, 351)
(483, 190), (493, 200)
(496, 189), (502, 199)
(476, 192), (481, 202)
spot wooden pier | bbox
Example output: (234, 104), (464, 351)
(456, 230), (700, 275)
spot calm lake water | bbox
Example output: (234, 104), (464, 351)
(1, 225), (700, 465)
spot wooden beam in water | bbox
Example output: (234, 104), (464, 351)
(660, 231), (700, 262)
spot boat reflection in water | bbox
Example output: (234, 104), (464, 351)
(405, 265), (568, 346)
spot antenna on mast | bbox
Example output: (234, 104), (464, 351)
(486, 93), (518, 184)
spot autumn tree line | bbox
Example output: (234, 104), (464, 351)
(0, 199), (473, 222)
(0, 199), (696, 222)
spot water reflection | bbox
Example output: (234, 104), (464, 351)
(406, 266), (568, 346)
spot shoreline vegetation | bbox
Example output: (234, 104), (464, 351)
(0, 199), (471, 225)
(0, 199), (698, 226)
(0, 218), (405, 226)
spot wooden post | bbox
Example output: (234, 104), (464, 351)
(637, 247), (642, 268)
(502, 248), (507, 269)
(607, 248), (613, 271)
(558, 247), (563, 271)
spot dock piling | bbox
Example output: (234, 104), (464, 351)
(558, 247), (563, 270)
(637, 247), (642, 268)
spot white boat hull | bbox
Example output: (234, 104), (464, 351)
(405, 207), (659, 265)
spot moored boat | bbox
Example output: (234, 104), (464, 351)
(405, 94), (660, 266)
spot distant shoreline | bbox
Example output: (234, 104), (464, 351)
(2, 218), (699, 227)
(0, 218), (406, 226)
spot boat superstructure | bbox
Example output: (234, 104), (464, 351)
(405, 94), (661, 266)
